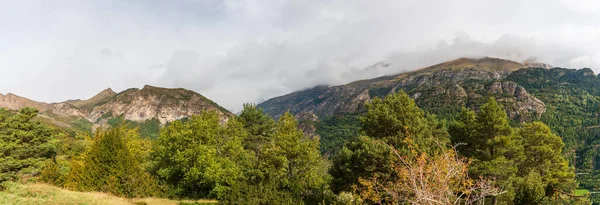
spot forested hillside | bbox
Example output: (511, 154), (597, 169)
(258, 57), (600, 204)
(0, 92), (591, 204)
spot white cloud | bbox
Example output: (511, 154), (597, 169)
(560, 0), (600, 14)
(1, 0), (600, 111)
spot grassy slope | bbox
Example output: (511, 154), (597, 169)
(0, 182), (217, 205)
(575, 189), (591, 196)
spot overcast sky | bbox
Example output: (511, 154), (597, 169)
(1, 0), (600, 111)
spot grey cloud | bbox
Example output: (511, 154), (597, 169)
(1, 0), (600, 111)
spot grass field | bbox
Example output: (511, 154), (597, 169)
(575, 189), (591, 196)
(0, 182), (217, 205)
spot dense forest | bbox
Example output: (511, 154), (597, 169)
(0, 90), (590, 204)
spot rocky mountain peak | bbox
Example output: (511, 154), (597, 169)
(0, 85), (232, 130)
(0, 93), (49, 111)
(99, 88), (116, 95)
(87, 85), (231, 124)
(414, 57), (524, 74)
(65, 88), (118, 111)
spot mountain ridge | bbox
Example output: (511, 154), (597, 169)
(0, 85), (232, 132)
(258, 56), (549, 120)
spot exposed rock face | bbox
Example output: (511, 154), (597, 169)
(481, 81), (546, 120)
(0, 85), (232, 128)
(449, 84), (468, 98)
(51, 103), (86, 117)
(296, 112), (319, 140)
(0, 93), (49, 111)
(259, 57), (548, 122)
(88, 85), (230, 124)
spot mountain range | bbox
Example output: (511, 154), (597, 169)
(2, 56), (600, 172)
(258, 57), (547, 122)
(0, 85), (231, 134)
(258, 57), (600, 173)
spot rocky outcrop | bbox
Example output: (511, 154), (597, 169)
(259, 57), (548, 122)
(51, 103), (86, 117)
(449, 84), (468, 98)
(406, 81), (545, 122)
(483, 81), (546, 119)
(0, 85), (232, 129)
(88, 85), (230, 124)
(0, 93), (49, 111)
(296, 112), (320, 140)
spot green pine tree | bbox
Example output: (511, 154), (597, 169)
(450, 98), (524, 203)
(519, 122), (576, 200)
(360, 90), (449, 153)
(67, 127), (159, 197)
(238, 104), (275, 158)
(331, 91), (449, 194)
(0, 108), (58, 182)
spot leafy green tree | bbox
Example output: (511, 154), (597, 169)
(151, 111), (250, 199)
(449, 108), (479, 157)
(330, 136), (392, 193)
(331, 91), (449, 194)
(475, 98), (517, 161)
(0, 108), (58, 182)
(360, 91), (449, 153)
(519, 122), (576, 198)
(238, 104), (275, 157)
(231, 108), (330, 204)
(513, 172), (546, 204)
(450, 99), (581, 203)
(450, 98), (524, 203)
(259, 112), (329, 202)
(66, 127), (159, 197)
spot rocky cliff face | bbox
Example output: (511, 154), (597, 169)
(88, 85), (230, 124)
(0, 85), (232, 130)
(0, 93), (49, 111)
(409, 81), (545, 122)
(295, 111), (320, 140)
(259, 57), (548, 122)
